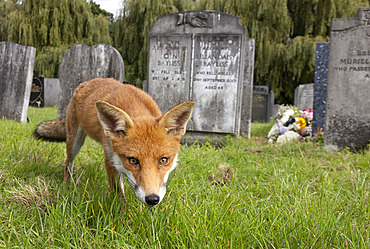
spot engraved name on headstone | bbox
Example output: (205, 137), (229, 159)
(0, 42), (36, 122)
(146, 11), (255, 141)
(324, 8), (370, 151)
(58, 44), (124, 118)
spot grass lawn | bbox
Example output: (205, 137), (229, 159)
(0, 107), (369, 248)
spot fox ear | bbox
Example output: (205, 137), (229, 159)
(159, 101), (194, 137)
(96, 101), (134, 138)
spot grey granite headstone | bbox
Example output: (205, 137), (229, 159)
(294, 83), (314, 110)
(252, 86), (275, 122)
(313, 42), (330, 133)
(272, 104), (281, 118)
(324, 8), (370, 151)
(29, 77), (44, 108)
(0, 42), (36, 122)
(44, 78), (61, 107)
(146, 11), (254, 142)
(58, 44), (124, 118)
(240, 39), (255, 136)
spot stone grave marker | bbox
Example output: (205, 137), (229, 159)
(44, 78), (61, 107)
(29, 77), (44, 108)
(313, 42), (330, 133)
(58, 44), (124, 118)
(0, 42), (36, 122)
(294, 83), (314, 110)
(145, 11), (255, 141)
(324, 7), (370, 151)
(272, 104), (281, 118)
(252, 86), (275, 122)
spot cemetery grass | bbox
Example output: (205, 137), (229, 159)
(0, 108), (369, 248)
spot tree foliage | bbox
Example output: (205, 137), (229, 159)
(0, 0), (112, 78)
(114, 0), (369, 103)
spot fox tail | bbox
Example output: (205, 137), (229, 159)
(34, 117), (67, 142)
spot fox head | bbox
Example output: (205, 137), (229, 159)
(95, 100), (194, 206)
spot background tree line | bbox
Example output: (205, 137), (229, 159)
(1, 0), (369, 103)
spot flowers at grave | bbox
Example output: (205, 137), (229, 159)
(268, 105), (314, 144)
(297, 117), (306, 129)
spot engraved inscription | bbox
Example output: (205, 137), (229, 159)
(148, 35), (192, 112)
(332, 49), (370, 78)
(191, 34), (241, 133)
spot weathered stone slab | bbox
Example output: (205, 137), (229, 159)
(272, 104), (281, 118)
(240, 39), (255, 136)
(294, 83), (314, 110)
(146, 11), (254, 141)
(252, 86), (275, 123)
(29, 77), (44, 108)
(0, 42), (36, 122)
(58, 44), (124, 117)
(324, 8), (370, 151)
(313, 42), (330, 133)
(44, 78), (61, 107)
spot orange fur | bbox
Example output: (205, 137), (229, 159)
(35, 78), (194, 206)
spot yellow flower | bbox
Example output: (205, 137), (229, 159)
(297, 117), (306, 129)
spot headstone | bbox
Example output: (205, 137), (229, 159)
(58, 44), (124, 118)
(29, 77), (44, 108)
(313, 42), (330, 133)
(240, 39), (255, 136)
(324, 8), (370, 151)
(0, 42), (36, 122)
(252, 86), (275, 122)
(294, 83), (314, 110)
(272, 104), (281, 118)
(44, 78), (61, 107)
(145, 11), (255, 142)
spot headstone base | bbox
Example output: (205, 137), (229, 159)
(181, 131), (237, 144)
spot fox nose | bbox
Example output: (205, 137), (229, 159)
(145, 194), (160, 206)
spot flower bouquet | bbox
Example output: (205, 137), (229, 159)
(268, 105), (314, 143)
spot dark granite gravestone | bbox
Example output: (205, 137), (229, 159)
(29, 77), (44, 108)
(324, 7), (370, 151)
(44, 78), (61, 107)
(58, 44), (124, 118)
(145, 11), (255, 142)
(294, 84), (314, 110)
(313, 42), (330, 133)
(252, 86), (275, 122)
(0, 42), (36, 122)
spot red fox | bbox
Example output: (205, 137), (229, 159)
(34, 78), (194, 206)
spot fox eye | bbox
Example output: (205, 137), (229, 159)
(128, 157), (140, 167)
(158, 157), (169, 166)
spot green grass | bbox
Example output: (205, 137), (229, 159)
(0, 107), (369, 248)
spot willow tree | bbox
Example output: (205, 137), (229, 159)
(1, 0), (112, 78)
